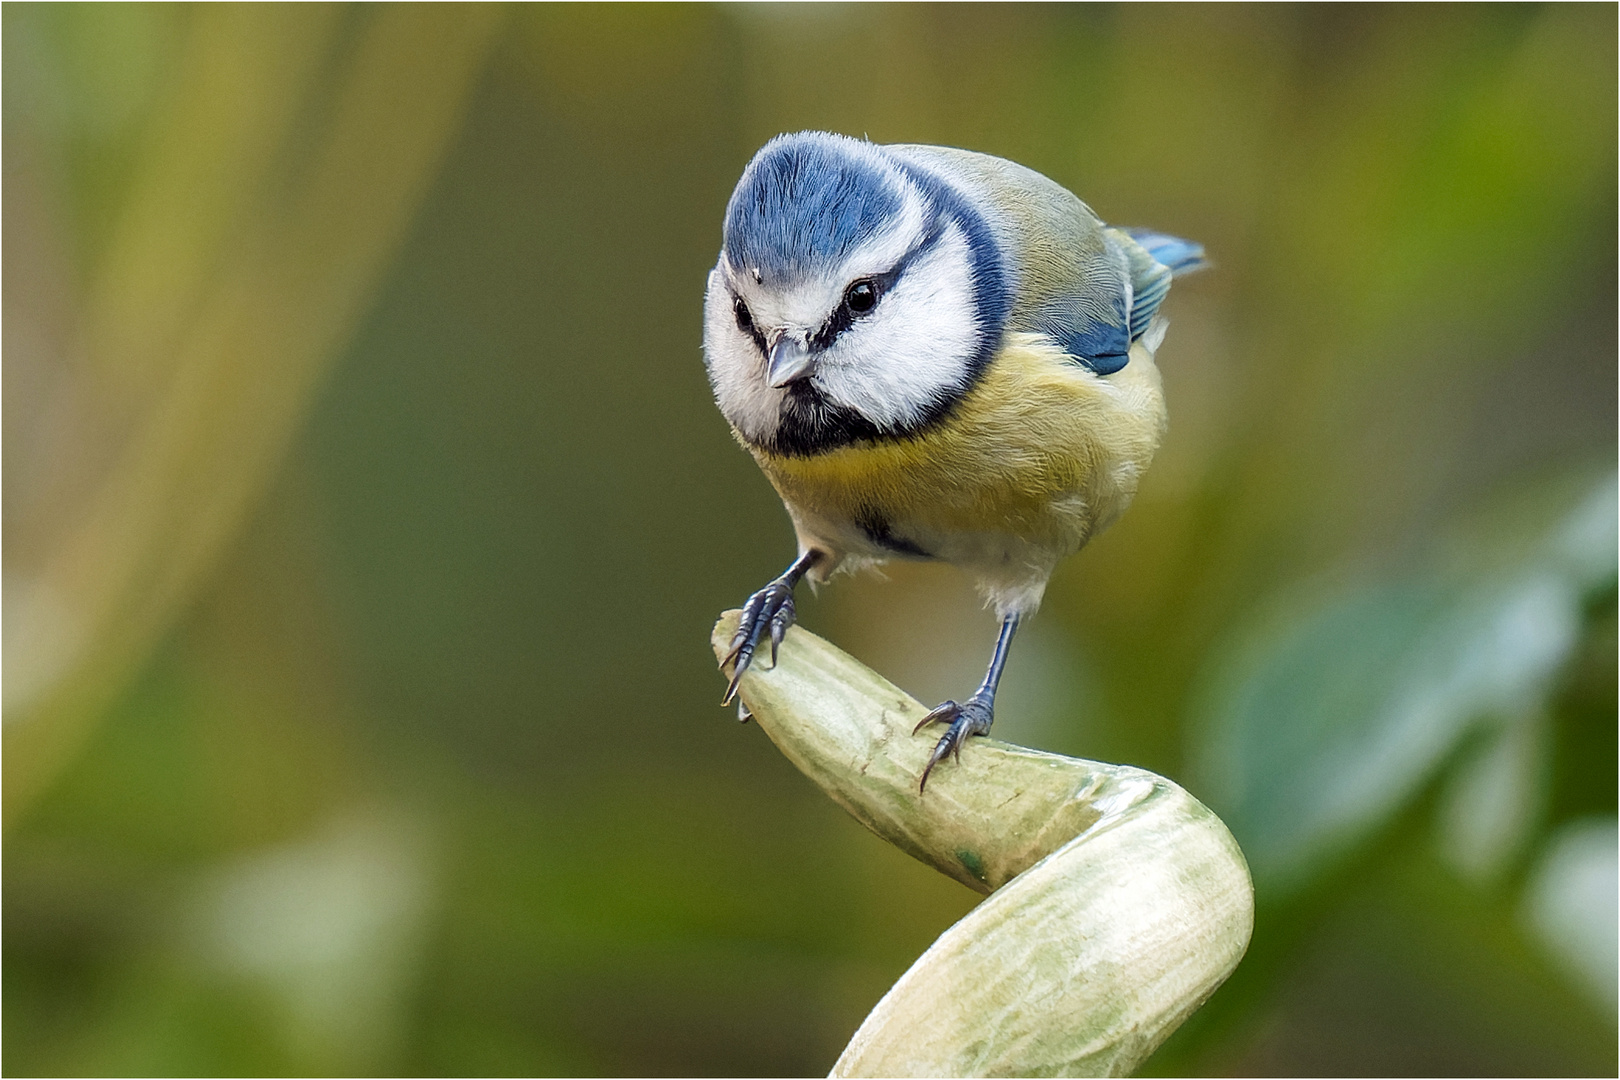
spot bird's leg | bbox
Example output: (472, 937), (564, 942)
(721, 549), (821, 706)
(914, 613), (1021, 790)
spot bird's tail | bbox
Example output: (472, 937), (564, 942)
(1123, 228), (1207, 277)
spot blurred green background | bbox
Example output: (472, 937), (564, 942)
(4, 4), (1615, 1075)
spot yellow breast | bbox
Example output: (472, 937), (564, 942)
(744, 332), (1167, 561)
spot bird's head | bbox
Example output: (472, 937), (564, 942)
(703, 132), (1004, 456)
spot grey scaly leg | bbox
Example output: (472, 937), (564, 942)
(914, 613), (1021, 790)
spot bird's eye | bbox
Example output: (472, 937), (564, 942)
(733, 295), (768, 353)
(844, 279), (879, 315)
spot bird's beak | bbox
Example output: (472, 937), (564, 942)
(766, 333), (816, 388)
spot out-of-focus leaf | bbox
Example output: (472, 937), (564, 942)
(1192, 473), (1616, 894)
(1436, 707), (1548, 884)
(1522, 816), (1618, 1012)
(186, 807), (433, 1074)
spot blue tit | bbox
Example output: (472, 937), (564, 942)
(705, 131), (1204, 789)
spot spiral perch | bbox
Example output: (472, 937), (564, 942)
(714, 611), (1253, 1078)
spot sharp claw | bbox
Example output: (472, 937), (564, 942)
(913, 701), (956, 736)
(722, 643), (752, 700)
(914, 696), (995, 791)
(721, 660), (748, 705)
(721, 623), (752, 669)
(919, 737), (951, 792)
(737, 700), (753, 723)
(722, 622), (764, 702)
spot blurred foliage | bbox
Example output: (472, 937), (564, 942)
(4, 4), (1615, 1077)
(1196, 473), (1615, 895)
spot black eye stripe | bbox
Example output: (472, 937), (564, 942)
(809, 214), (947, 351)
(811, 277), (886, 351)
(810, 298), (855, 351)
(733, 295), (768, 354)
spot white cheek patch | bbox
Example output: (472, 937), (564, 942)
(704, 199), (985, 447)
(812, 223), (981, 428)
(703, 267), (783, 444)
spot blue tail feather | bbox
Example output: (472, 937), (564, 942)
(1123, 228), (1207, 277)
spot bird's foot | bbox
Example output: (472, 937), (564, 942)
(720, 579), (797, 705)
(913, 692), (995, 791)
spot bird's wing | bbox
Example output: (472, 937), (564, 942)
(884, 145), (1203, 376)
(1044, 230), (1134, 375)
(1108, 228), (1207, 342)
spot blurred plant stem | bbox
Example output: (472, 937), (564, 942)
(712, 612), (1253, 1078)
(3, 5), (504, 827)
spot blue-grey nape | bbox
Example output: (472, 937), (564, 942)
(725, 133), (905, 283)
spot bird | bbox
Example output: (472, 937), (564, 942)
(703, 131), (1204, 790)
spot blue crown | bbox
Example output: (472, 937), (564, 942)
(723, 133), (903, 284)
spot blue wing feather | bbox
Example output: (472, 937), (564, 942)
(1111, 227), (1205, 346)
(1048, 229), (1205, 375)
(1053, 290), (1132, 375)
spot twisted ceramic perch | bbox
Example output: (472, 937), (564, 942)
(713, 611), (1253, 1078)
